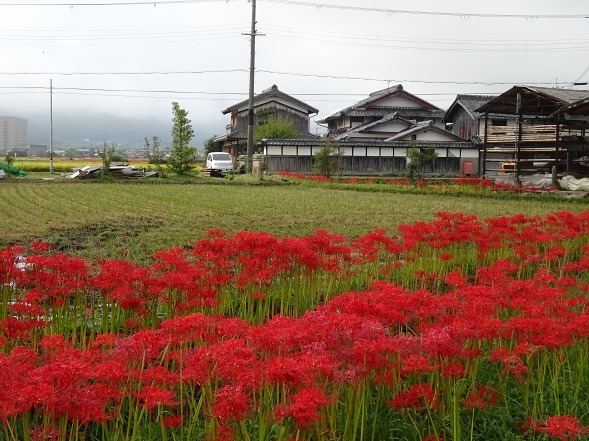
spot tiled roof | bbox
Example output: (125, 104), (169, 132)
(384, 120), (433, 141)
(384, 121), (466, 142)
(213, 131), (247, 142)
(316, 85), (443, 123)
(259, 138), (478, 149)
(221, 84), (319, 115)
(345, 108), (446, 119)
(443, 94), (519, 123)
(333, 112), (414, 140)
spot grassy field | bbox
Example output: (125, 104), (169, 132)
(2, 176), (589, 261)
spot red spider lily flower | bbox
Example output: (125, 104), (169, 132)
(66, 384), (121, 424)
(422, 435), (444, 441)
(206, 229), (226, 238)
(442, 363), (465, 379)
(9, 301), (44, 318)
(136, 386), (178, 411)
(184, 339), (259, 386)
(389, 383), (439, 412)
(29, 424), (63, 441)
(275, 387), (331, 429)
(163, 413), (183, 427)
(527, 415), (589, 441)
(445, 271), (467, 288)
(265, 356), (308, 387)
(91, 360), (127, 384)
(0, 317), (45, 340)
(133, 366), (180, 386)
(212, 385), (252, 421)
(463, 386), (499, 410)
(29, 242), (52, 252)
(400, 355), (438, 376)
(90, 333), (117, 350)
(500, 355), (528, 379)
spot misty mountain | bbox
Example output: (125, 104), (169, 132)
(18, 110), (221, 149)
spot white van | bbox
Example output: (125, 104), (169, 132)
(206, 152), (234, 171)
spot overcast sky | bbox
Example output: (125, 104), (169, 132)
(1, 0), (588, 146)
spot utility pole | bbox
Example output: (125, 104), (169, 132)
(49, 79), (53, 174)
(246, 0), (257, 174)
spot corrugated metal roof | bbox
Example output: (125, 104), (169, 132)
(477, 86), (589, 115)
(528, 86), (589, 104)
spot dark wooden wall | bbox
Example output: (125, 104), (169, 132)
(267, 156), (460, 175)
(233, 105), (310, 134)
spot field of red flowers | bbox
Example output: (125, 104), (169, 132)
(2, 211), (589, 440)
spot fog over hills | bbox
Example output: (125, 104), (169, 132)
(4, 109), (221, 150)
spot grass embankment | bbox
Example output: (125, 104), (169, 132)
(2, 178), (588, 261)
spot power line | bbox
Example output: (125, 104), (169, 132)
(265, 33), (589, 53)
(256, 70), (577, 86)
(0, 70), (579, 86)
(260, 0), (589, 20)
(0, 69), (248, 76)
(1, 0), (587, 21)
(0, 0), (236, 6)
(0, 85), (497, 97)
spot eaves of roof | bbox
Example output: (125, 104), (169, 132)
(442, 95), (496, 123)
(213, 131), (247, 142)
(384, 121), (467, 142)
(259, 138), (478, 149)
(564, 97), (589, 115)
(335, 112), (414, 137)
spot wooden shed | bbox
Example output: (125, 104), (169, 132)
(476, 86), (589, 179)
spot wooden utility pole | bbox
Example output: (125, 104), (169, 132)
(49, 79), (54, 174)
(246, 0), (257, 174)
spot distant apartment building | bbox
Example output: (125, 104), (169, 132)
(0, 116), (28, 152)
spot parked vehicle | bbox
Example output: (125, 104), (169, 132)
(206, 152), (234, 171)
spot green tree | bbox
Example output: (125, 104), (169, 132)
(4, 152), (15, 165)
(98, 142), (117, 176)
(168, 102), (196, 175)
(144, 136), (166, 177)
(406, 146), (438, 184)
(203, 136), (220, 156)
(253, 116), (298, 150)
(313, 139), (342, 178)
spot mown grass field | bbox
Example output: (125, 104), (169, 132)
(2, 177), (589, 261)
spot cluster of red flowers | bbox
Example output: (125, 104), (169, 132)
(277, 172), (558, 193)
(2, 211), (589, 439)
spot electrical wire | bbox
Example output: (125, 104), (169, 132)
(0, 0), (237, 6)
(0, 70), (577, 86)
(260, 0), (589, 20)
